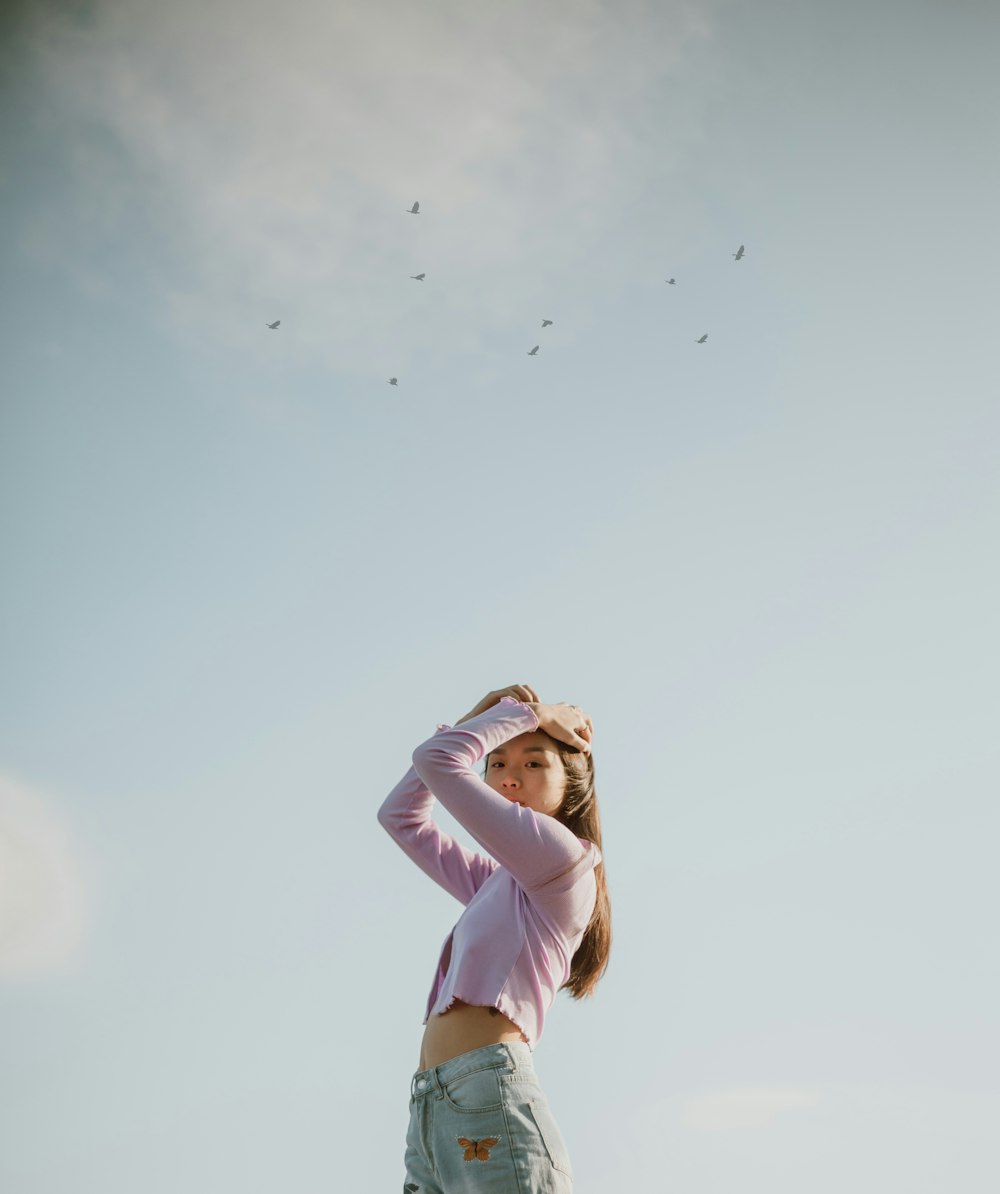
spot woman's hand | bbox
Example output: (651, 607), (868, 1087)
(454, 684), (541, 726)
(534, 703), (594, 753)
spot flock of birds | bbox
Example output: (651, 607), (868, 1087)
(264, 200), (747, 385)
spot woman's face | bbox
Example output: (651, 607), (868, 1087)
(485, 731), (567, 817)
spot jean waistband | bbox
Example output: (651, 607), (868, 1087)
(410, 1041), (533, 1099)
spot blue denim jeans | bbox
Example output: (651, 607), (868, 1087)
(403, 1042), (574, 1193)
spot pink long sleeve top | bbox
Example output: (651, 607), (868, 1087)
(377, 695), (601, 1050)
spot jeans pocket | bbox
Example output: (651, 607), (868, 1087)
(527, 1097), (573, 1176)
(441, 1066), (504, 1112)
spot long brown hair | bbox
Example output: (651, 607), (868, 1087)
(483, 738), (611, 1000)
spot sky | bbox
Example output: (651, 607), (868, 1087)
(1, 0), (999, 1190)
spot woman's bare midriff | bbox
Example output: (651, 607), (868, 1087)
(419, 999), (529, 1071)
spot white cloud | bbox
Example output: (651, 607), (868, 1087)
(680, 1084), (820, 1129)
(23, 0), (712, 378)
(0, 772), (95, 979)
(580, 1081), (1000, 1191)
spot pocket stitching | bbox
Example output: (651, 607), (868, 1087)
(440, 1068), (504, 1113)
(526, 1099), (573, 1176)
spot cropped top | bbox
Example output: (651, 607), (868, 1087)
(377, 696), (601, 1050)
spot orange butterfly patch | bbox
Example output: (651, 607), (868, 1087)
(457, 1136), (501, 1162)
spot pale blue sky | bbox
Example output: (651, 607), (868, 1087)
(2, 1), (998, 1191)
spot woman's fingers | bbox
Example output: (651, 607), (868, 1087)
(575, 708), (594, 750)
(558, 702), (593, 734)
(543, 704), (593, 753)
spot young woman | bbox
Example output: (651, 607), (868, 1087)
(378, 683), (611, 1193)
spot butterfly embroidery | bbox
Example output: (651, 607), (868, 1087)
(457, 1135), (501, 1162)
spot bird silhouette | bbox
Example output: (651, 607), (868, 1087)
(696, 334), (708, 343)
(541, 319), (553, 327)
(527, 345), (540, 356)
(388, 377), (398, 385)
(410, 273), (426, 281)
(665, 278), (676, 285)
(266, 320), (280, 329)
(407, 201), (420, 214)
(732, 244), (745, 260)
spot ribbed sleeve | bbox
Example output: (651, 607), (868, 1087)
(377, 722), (496, 905)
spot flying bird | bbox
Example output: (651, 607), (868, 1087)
(733, 244), (745, 260)
(541, 319), (553, 327)
(266, 320), (280, 329)
(407, 201), (420, 214)
(696, 334), (708, 343)
(410, 273), (426, 281)
(527, 345), (540, 355)
(388, 377), (398, 385)
(665, 278), (676, 285)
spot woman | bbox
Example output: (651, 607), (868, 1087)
(378, 683), (611, 1193)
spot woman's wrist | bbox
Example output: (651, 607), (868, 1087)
(456, 694), (543, 726)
